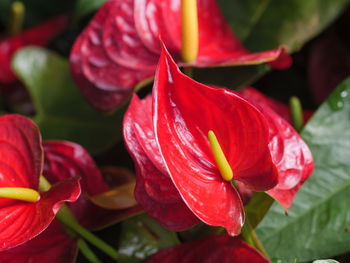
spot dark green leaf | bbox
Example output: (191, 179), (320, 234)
(256, 78), (350, 262)
(217, 0), (350, 51)
(75, 0), (107, 19)
(12, 47), (126, 154)
(118, 214), (179, 263)
(244, 192), (274, 229)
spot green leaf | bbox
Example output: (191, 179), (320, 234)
(118, 214), (179, 263)
(217, 0), (350, 52)
(256, 77), (350, 262)
(12, 47), (126, 154)
(244, 192), (274, 229)
(75, 0), (107, 19)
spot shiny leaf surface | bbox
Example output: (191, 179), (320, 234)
(118, 214), (179, 263)
(12, 47), (126, 154)
(256, 78), (350, 262)
(217, 0), (350, 52)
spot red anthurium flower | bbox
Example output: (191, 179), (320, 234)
(124, 44), (313, 236)
(0, 140), (141, 262)
(0, 15), (67, 84)
(239, 87), (314, 127)
(70, 0), (291, 112)
(0, 114), (80, 251)
(146, 234), (269, 263)
(0, 220), (78, 263)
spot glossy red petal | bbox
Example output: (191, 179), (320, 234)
(240, 89), (314, 210)
(153, 44), (279, 235)
(240, 87), (313, 124)
(123, 95), (199, 231)
(146, 234), (269, 263)
(71, 0), (291, 111)
(0, 114), (42, 197)
(0, 219), (78, 263)
(0, 16), (67, 84)
(70, 0), (153, 112)
(0, 176), (80, 251)
(43, 140), (141, 229)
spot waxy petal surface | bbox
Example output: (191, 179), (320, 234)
(239, 88), (314, 210)
(240, 87), (313, 124)
(0, 220), (78, 263)
(153, 45), (278, 235)
(70, 0), (291, 112)
(146, 234), (269, 263)
(0, 176), (80, 251)
(123, 95), (199, 231)
(0, 16), (67, 84)
(43, 140), (142, 230)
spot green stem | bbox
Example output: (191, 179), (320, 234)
(289, 96), (304, 132)
(241, 217), (270, 260)
(39, 176), (118, 261)
(56, 207), (118, 260)
(8, 1), (25, 36)
(78, 239), (102, 263)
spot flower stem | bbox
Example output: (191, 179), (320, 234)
(241, 217), (270, 260)
(8, 1), (25, 36)
(289, 96), (304, 132)
(55, 211), (118, 260)
(78, 239), (102, 263)
(39, 175), (118, 261)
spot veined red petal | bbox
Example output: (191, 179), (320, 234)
(0, 16), (67, 84)
(123, 95), (199, 231)
(70, 0), (291, 112)
(146, 234), (269, 263)
(0, 176), (80, 251)
(153, 44), (279, 235)
(0, 219), (78, 263)
(240, 87), (313, 124)
(239, 88), (314, 210)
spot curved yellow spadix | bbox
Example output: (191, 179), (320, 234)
(208, 130), (233, 181)
(0, 187), (40, 202)
(181, 0), (199, 63)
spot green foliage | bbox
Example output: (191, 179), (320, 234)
(75, 0), (107, 19)
(256, 78), (350, 262)
(217, 0), (350, 51)
(12, 47), (126, 154)
(118, 214), (179, 263)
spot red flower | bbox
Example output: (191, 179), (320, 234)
(70, 0), (291, 112)
(146, 234), (269, 263)
(0, 115), (80, 251)
(0, 140), (141, 262)
(0, 16), (67, 84)
(123, 44), (313, 236)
